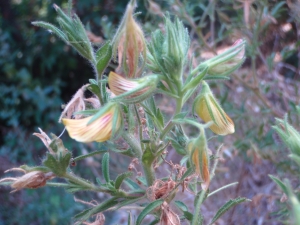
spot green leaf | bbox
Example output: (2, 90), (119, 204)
(74, 197), (119, 221)
(102, 152), (110, 183)
(173, 111), (189, 120)
(168, 137), (186, 155)
(114, 195), (145, 210)
(96, 41), (112, 80)
(43, 152), (71, 176)
(209, 197), (250, 225)
(115, 172), (133, 189)
(174, 200), (189, 212)
(136, 199), (164, 225)
(124, 178), (142, 191)
(87, 83), (101, 100)
(269, 175), (289, 195)
(31, 21), (67, 42)
(147, 219), (160, 225)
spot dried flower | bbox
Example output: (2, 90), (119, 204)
(194, 81), (234, 135)
(33, 128), (55, 154)
(113, 0), (146, 78)
(160, 201), (180, 225)
(59, 84), (88, 123)
(0, 170), (55, 193)
(62, 103), (121, 143)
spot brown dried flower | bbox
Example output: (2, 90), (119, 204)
(160, 201), (180, 225)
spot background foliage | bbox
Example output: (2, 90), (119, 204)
(1, 0), (300, 224)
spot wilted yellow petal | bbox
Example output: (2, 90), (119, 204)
(108, 71), (139, 95)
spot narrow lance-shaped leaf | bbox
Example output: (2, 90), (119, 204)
(136, 199), (164, 225)
(102, 152), (110, 183)
(209, 197), (250, 225)
(115, 172), (133, 189)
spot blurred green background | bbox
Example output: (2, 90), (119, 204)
(1, 0), (300, 224)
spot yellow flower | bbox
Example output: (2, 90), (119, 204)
(113, 0), (146, 78)
(62, 104), (121, 143)
(187, 132), (210, 190)
(194, 81), (234, 135)
(108, 71), (158, 103)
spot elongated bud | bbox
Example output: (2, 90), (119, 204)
(147, 16), (190, 80)
(194, 81), (234, 135)
(204, 39), (245, 77)
(62, 103), (122, 143)
(108, 71), (158, 104)
(113, 0), (146, 78)
(273, 116), (300, 156)
(187, 128), (210, 190)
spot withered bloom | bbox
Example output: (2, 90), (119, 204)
(113, 0), (146, 78)
(62, 103), (121, 143)
(194, 81), (234, 135)
(160, 201), (180, 225)
(0, 170), (55, 193)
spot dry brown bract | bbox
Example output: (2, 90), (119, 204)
(147, 179), (176, 201)
(160, 201), (180, 225)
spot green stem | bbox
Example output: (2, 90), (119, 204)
(121, 132), (142, 159)
(142, 162), (155, 186)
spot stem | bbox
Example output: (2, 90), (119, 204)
(208, 182), (239, 197)
(142, 162), (155, 186)
(121, 132), (142, 159)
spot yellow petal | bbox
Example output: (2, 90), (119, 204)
(196, 94), (234, 135)
(62, 109), (120, 143)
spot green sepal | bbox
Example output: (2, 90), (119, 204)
(115, 172), (133, 189)
(136, 199), (164, 225)
(31, 21), (67, 42)
(87, 83), (101, 100)
(182, 67), (208, 93)
(74, 197), (119, 221)
(49, 135), (66, 154)
(43, 152), (72, 176)
(102, 152), (110, 183)
(209, 197), (250, 225)
(20, 165), (52, 173)
(96, 41), (112, 80)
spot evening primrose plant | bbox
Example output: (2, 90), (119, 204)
(0, 1), (249, 224)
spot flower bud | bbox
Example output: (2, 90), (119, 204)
(147, 16), (190, 80)
(11, 171), (54, 192)
(187, 130), (210, 190)
(273, 116), (300, 156)
(194, 81), (234, 135)
(108, 71), (158, 104)
(113, 0), (146, 78)
(62, 103), (121, 143)
(204, 39), (245, 77)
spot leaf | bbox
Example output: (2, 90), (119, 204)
(209, 197), (250, 225)
(174, 200), (189, 212)
(114, 195), (145, 210)
(115, 172), (133, 189)
(43, 152), (71, 176)
(87, 83), (101, 100)
(74, 197), (119, 221)
(269, 175), (289, 196)
(31, 21), (67, 42)
(136, 199), (164, 225)
(102, 152), (110, 183)
(124, 178), (143, 191)
(173, 111), (189, 120)
(96, 41), (112, 79)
